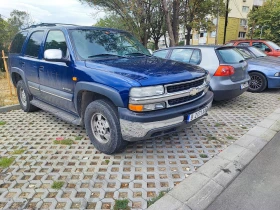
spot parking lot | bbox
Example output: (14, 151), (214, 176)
(0, 89), (280, 209)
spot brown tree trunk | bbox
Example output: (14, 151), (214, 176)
(185, 27), (192, 45)
(162, 0), (175, 47)
(154, 38), (159, 50)
(172, 0), (180, 45)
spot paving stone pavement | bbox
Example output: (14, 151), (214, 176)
(0, 89), (280, 210)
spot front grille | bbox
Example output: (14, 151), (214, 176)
(168, 91), (204, 106)
(166, 79), (204, 93)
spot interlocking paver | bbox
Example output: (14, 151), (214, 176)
(0, 90), (280, 209)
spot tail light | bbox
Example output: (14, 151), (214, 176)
(214, 65), (235, 76)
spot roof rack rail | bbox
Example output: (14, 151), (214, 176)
(23, 23), (79, 30)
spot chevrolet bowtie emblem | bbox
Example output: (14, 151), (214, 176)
(189, 88), (198, 96)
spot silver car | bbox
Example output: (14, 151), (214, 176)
(153, 46), (251, 101)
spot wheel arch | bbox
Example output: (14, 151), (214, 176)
(74, 82), (125, 119)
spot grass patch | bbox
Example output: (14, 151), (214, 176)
(51, 181), (64, 190)
(113, 199), (130, 210)
(199, 154), (208, 158)
(206, 134), (217, 140)
(247, 106), (252, 108)
(0, 157), (15, 168)
(241, 126), (247, 129)
(147, 190), (170, 207)
(105, 159), (110, 165)
(0, 121), (6, 125)
(75, 136), (83, 140)
(12, 149), (25, 155)
(226, 136), (235, 140)
(214, 123), (225, 127)
(53, 139), (74, 145)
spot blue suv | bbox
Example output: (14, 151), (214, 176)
(8, 23), (213, 154)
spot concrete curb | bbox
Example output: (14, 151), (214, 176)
(147, 108), (280, 210)
(0, 104), (20, 113)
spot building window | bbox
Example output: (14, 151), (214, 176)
(200, 33), (204, 38)
(242, 6), (249, 13)
(238, 32), (246, 38)
(240, 19), (248, 26)
(210, 31), (216, 38)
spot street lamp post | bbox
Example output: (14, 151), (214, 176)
(260, 25), (267, 39)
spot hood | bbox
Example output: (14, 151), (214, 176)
(85, 56), (206, 86)
(247, 57), (280, 70)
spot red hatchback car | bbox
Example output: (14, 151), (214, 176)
(226, 39), (280, 57)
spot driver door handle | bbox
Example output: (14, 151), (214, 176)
(39, 66), (44, 72)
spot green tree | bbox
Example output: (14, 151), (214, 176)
(95, 14), (130, 31)
(248, 1), (280, 44)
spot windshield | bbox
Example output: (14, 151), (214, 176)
(267, 41), (280, 50)
(249, 47), (267, 57)
(237, 48), (253, 59)
(69, 29), (150, 59)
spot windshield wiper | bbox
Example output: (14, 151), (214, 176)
(88, 54), (126, 58)
(124, 52), (151, 57)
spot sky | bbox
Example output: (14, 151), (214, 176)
(0, 0), (105, 26)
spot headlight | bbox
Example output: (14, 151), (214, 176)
(130, 85), (164, 97)
(275, 72), (280, 77)
(129, 102), (166, 112)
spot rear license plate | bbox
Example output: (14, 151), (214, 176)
(240, 82), (249, 89)
(187, 102), (212, 122)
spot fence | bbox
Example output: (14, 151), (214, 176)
(1, 50), (16, 96)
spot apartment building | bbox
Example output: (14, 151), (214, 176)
(158, 0), (266, 48)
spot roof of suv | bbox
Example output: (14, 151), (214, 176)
(22, 23), (127, 33)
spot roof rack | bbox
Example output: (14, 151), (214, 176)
(23, 23), (79, 30)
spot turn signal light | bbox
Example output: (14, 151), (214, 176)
(129, 104), (144, 112)
(214, 65), (235, 76)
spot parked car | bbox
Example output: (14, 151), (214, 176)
(236, 46), (280, 92)
(153, 46), (250, 101)
(225, 39), (280, 57)
(8, 23), (213, 154)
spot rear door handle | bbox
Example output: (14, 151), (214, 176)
(39, 66), (44, 72)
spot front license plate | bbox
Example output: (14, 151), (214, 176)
(187, 102), (211, 122)
(240, 82), (249, 90)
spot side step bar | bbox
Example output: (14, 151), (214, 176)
(31, 99), (83, 126)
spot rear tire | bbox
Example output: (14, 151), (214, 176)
(248, 72), (267, 93)
(17, 80), (39, 112)
(84, 99), (127, 154)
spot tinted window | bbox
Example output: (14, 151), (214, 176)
(153, 50), (169, 59)
(237, 42), (250, 46)
(189, 49), (201, 65)
(45, 30), (68, 57)
(266, 41), (280, 50)
(216, 48), (244, 64)
(25, 31), (44, 57)
(225, 42), (234, 46)
(237, 48), (253, 59)
(10, 32), (28, 53)
(252, 42), (270, 51)
(170, 49), (193, 63)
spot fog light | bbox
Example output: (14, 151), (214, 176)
(275, 72), (280, 77)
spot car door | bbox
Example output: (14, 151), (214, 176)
(23, 30), (45, 98)
(38, 30), (75, 113)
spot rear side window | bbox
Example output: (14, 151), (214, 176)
(216, 48), (244, 64)
(189, 49), (201, 65)
(45, 30), (68, 57)
(25, 31), (44, 58)
(170, 49), (193, 63)
(10, 32), (28, 53)
(153, 50), (169, 59)
(237, 42), (250, 46)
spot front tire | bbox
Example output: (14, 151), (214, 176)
(248, 72), (267, 93)
(84, 99), (127, 154)
(17, 80), (39, 112)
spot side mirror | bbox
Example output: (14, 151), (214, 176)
(265, 48), (272, 52)
(44, 49), (68, 62)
